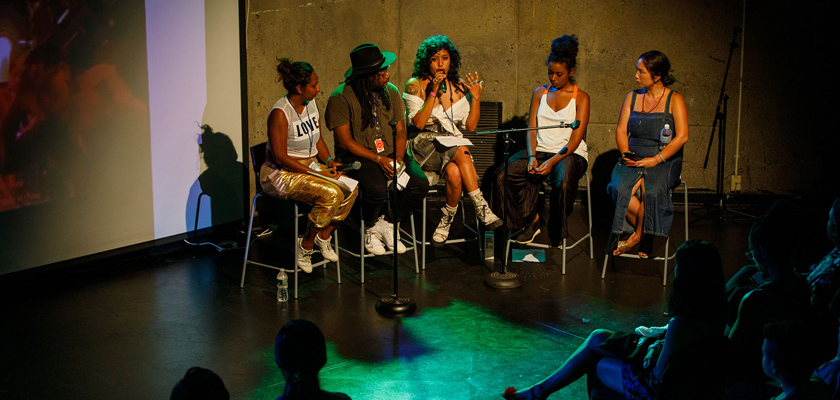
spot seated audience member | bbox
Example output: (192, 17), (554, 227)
(729, 201), (812, 384)
(170, 367), (229, 400)
(275, 319), (351, 400)
(812, 288), (840, 399)
(502, 240), (727, 400)
(808, 198), (840, 320)
(762, 320), (830, 400)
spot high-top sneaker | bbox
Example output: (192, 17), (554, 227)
(375, 215), (406, 254)
(364, 225), (386, 255)
(314, 234), (339, 262)
(433, 205), (458, 247)
(469, 190), (502, 230)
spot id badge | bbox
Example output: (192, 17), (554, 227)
(374, 138), (385, 153)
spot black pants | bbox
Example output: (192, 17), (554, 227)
(494, 150), (587, 242)
(345, 154), (429, 227)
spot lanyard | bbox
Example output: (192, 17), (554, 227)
(292, 98), (314, 158)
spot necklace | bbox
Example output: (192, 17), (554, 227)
(289, 96), (314, 158)
(641, 87), (666, 113)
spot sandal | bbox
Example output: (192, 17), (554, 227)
(637, 235), (654, 258)
(613, 240), (632, 256)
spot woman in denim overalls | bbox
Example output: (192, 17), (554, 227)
(608, 51), (689, 257)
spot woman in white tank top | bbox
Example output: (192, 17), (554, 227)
(493, 35), (590, 246)
(403, 35), (502, 246)
(261, 59), (357, 273)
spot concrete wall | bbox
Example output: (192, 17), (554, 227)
(244, 0), (836, 200)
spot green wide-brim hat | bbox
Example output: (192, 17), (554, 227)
(344, 43), (397, 78)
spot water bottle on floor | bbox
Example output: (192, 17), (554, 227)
(276, 270), (289, 302)
(659, 124), (672, 150)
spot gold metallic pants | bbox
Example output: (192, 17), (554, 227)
(260, 158), (357, 229)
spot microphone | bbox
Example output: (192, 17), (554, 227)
(569, 120), (580, 129)
(440, 79), (446, 93)
(336, 161), (362, 171)
(388, 118), (398, 129)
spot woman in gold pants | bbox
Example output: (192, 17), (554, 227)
(261, 58), (357, 272)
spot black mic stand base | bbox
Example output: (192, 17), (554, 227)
(484, 271), (522, 289)
(375, 295), (417, 317)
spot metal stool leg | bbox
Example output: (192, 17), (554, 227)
(662, 236), (670, 286)
(240, 194), (261, 288)
(421, 196), (427, 270)
(409, 217), (419, 273)
(294, 202), (299, 299)
(586, 173), (594, 259)
(562, 238), (567, 274)
(335, 229), (341, 284)
(360, 207), (365, 284)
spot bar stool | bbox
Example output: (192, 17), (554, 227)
(240, 143), (339, 298)
(601, 179), (689, 286)
(505, 172), (594, 274)
(338, 189), (420, 283)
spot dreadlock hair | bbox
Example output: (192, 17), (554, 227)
(412, 35), (462, 89)
(276, 58), (314, 95)
(347, 71), (391, 131)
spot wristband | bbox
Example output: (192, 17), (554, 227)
(375, 155), (382, 163)
(528, 154), (536, 159)
(326, 156), (334, 164)
(429, 91), (437, 98)
(658, 152), (666, 163)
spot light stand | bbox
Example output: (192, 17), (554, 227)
(476, 121), (580, 289)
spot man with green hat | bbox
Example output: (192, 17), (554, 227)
(326, 43), (429, 256)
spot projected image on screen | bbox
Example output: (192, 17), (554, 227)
(0, 0), (155, 273)
(0, 0), (243, 274)
(0, 0), (149, 212)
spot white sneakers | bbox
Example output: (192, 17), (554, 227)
(635, 324), (669, 337)
(470, 191), (503, 231)
(364, 226), (387, 255)
(375, 216), (407, 254)
(314, 234), (339, 262)
(297, 238), (314, 273)
(433, 205), (458, 247)
(364, 216), (406, 255)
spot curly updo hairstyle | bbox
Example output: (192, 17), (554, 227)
(546, 34), (579, 72)
(276, 58), (314, 94)
(638, 50), (675, 86)
(412, 35), (462, 84)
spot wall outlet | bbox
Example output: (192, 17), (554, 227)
(731, 175), (742, 193)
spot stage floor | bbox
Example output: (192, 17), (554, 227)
(1, 198), (831, 399)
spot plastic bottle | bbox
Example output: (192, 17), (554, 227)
(659, 124), (673, 150)
(276, 270), (289, 302)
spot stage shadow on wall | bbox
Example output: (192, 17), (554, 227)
(185, 125), (245, 233)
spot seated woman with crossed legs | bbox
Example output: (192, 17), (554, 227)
(607, 51), (688, 258)
(403, 35), (502, 247)
(260, 58), (358, 272)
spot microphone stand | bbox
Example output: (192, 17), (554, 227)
(375, 119), (417, 317)
(701, 26), (754, 220)
(476, 121), (580, 289)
